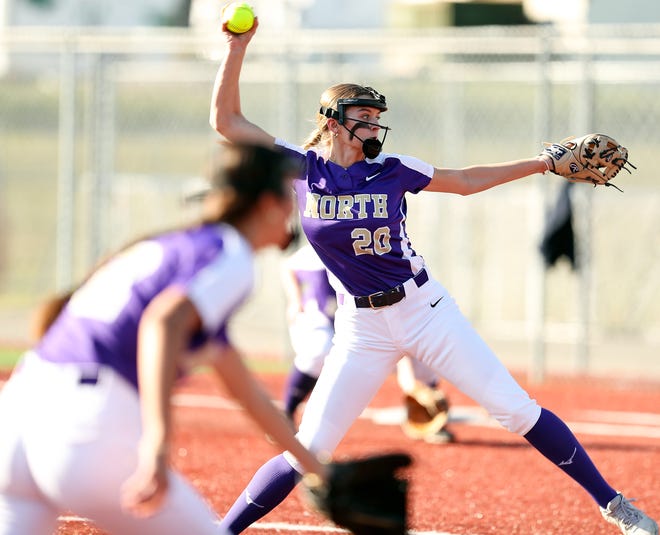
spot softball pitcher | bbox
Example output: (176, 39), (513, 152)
(0, 145), (327, 535)
(210, 17), (657, 535)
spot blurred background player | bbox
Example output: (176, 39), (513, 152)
(396, 356), (454, 444)
(0, 144), (327, 535)
(281, 243), (454, 443)
(280, 242), (336, 422)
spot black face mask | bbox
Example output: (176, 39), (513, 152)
(362, 137), (383, 159)
(342, 119), (391, 159)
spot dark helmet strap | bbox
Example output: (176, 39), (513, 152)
(320, 90), (387, 126)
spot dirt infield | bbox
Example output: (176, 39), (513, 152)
(1, 368), (657, 535)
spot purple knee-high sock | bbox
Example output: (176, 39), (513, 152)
(283, 367), (317, 419)
(219, 454), (300, 534)
(524, 408), (617, 508)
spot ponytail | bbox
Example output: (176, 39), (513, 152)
(303, 128), (324, 150)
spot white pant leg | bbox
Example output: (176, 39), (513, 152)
(396, 277), (541, 435)
(3, 354), (226, 535)
(0, 358), (59, 535)
(0, 494), (58, 535)
(88, 472), (227, 535)
(295, 304), (400, 458)
(289, 312), (334, 377)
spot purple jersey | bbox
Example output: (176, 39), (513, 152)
(36, 223), (254, 389)
(276, 139), (433, 296)
(285, 245), (336, 321)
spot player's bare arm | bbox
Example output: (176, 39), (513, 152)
(211, 344), (326, 478)
(210, 18), (275, 147)
(122, 287), (202, 516)
(425, 158), (549, 195)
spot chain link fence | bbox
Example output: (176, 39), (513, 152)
(1, 24), (659, 379)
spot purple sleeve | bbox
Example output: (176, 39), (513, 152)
(389, 153), (434, 193)
(275, 138), (309, 164)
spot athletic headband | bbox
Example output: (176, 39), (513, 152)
(319, 86), (388, 125)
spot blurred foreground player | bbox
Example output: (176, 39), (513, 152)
(0, 144), (328, 535)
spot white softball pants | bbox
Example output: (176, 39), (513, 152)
(295, 270), (542, 459)
(288, 310), (334, 377)
(0, 352), (226, 535)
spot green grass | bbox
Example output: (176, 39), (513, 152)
(0, 348), (24, 371)
(245, 357), (289, 375)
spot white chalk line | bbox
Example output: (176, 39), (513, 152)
(57, 516), (453, 534)
(172, 392), (660, 440)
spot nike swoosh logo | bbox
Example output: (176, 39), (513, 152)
(558, 447), (577, 466)
(245, 490), (265, 508)
(365, 172), (381, 181)
(430, 296), (444, 308)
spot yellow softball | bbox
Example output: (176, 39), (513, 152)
(222, 2), (255, 34)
